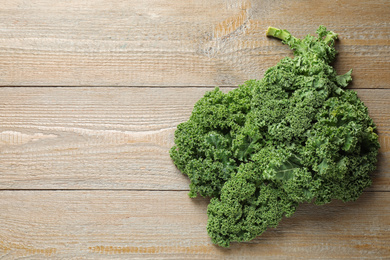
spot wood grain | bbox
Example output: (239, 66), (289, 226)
(0, 0), (389, 87)
(0, 0), (389, 258)
(0, 87), (388, 191)
(0, 190), (389, 259)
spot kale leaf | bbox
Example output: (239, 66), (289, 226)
(170, 26), (380, 247)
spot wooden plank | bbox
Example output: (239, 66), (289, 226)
(0, 0), (389, 87)
(0, 190), (388, 259)
(0, 87), (389, 190)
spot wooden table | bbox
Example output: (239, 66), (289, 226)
(1, 0), (389, 258)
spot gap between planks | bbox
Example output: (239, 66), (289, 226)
(0, 189), (189, 191)
(0, 189), (387, 193)
(0, 86), (389, 90)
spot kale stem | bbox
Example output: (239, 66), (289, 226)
(266, 27), (291, 41)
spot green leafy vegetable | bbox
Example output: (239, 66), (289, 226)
(170, 26), (380, 247)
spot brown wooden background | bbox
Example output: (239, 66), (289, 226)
(0, 0), (389, 258)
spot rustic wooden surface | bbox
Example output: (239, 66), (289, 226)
(0, 0), (389, 259)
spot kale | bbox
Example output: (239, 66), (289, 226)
(170, 26), (380, 247)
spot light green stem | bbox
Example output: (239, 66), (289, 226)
(266, 27), (291, 41)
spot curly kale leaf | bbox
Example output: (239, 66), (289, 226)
(170, 26), (380, 247)
(170, 85), (253, 197)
